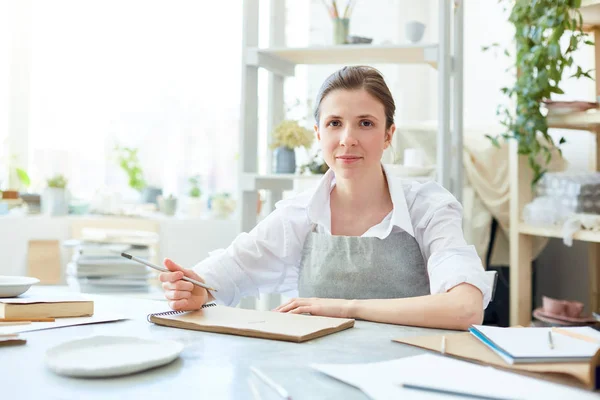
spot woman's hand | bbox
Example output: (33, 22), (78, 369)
(159, 258), (210, 311)
(273, 297), (354, 319)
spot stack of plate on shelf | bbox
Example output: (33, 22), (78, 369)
(64, 229), (159, 294)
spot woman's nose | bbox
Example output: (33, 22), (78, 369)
(339, 127), (358, 147)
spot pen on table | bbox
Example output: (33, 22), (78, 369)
(551, 327), (600, 344)
(548, 330), (554, 350)
(401, 383), (514, 400)
(120, 252), (218, 292)
(250, 366), (292, 400)
(441, 335), (447, 354)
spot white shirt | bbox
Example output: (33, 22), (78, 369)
(194, 165), (492, 308)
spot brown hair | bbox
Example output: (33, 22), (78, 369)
(313, 66), (395, 130)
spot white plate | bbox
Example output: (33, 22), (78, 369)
(0, 276), (40, 298)
(45, 335), (184, 377)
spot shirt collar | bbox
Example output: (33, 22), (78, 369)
(306, 164), (415, 237)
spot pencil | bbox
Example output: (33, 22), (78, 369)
(402, 383), (514, 400)
(121, 252), (218, 292)
(551, 327), (600, 344)
(332, 0), (339, 18)
(547, 331), (554, 349)
(250, 367), (292, 400)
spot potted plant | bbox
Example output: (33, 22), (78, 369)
(270, 119), (314, 173)
(210, 192), (236, 219)
(114, 145), (162, 204)
(15, 168), (41, 214)
(42, 174), (69, 216)
(182, 175), (204, 217)
(157, 194), (178, 216)
(486, 0), (591, 186)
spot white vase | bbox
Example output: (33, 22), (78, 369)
(42, 187), (69, 216)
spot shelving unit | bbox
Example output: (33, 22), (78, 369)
(238, 0), (464, 236)
(510, 0), (600, 326)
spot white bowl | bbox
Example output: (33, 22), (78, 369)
(0, 276), (40, 297)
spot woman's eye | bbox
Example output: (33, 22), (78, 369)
(360, 120), (373, 127)
(328, 120), (341, 127)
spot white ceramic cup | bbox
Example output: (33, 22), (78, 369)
(403, 148), (427, 167)
(405, 21), (426, 43)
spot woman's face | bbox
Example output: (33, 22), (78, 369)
(315, 88), (394, 180)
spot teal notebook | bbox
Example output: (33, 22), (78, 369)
(469, 325), (600, 364)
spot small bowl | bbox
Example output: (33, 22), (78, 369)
(0, 276), (40, 297)
(406, 21), (426, 43)
(347, 35), (373, 44)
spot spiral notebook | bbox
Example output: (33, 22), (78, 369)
(147, 304), (355, 343)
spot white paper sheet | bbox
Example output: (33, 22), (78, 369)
(0, 294), (91, 304)
(312, 354), (598, 400)
(0, 312), (126, 335)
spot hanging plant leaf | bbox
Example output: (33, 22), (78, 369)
(484, 0), (592, 186)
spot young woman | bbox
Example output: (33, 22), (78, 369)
(159, 66), (491, 330)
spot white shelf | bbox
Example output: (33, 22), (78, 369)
(519, 222), (600, 243)
(547, 110), (600, 130)
(247, 44), (438, 76)
(241, 173), (323, 191)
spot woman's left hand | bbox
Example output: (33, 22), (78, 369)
(273, 297), (354, 318)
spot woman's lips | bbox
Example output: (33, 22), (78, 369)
(336, 155), (362, 164)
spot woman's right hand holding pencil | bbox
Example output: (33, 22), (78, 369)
(159, 258), (212, 311)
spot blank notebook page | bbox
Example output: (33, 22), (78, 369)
(472, 325), (600, 359)
(160, 306), (353, 337)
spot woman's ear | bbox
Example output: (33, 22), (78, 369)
(314, 124), (320, 141)
(384, 124), (396, 148)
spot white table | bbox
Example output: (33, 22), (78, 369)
(1, 288), (450, 400)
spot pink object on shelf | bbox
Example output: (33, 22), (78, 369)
(532, 296), (597, 325)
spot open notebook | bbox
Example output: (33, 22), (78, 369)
(470, 325), (600, 364)
(147, 304), (355, 343)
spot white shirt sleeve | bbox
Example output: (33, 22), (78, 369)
(192, 202), (310, 306)
(406, 181), (492, 309)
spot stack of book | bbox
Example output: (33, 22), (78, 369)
(66, 242), (155, 294)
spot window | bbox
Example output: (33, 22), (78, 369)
(25, 0), (242, 200)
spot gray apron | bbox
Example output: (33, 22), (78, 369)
(298, 226), (430, 299)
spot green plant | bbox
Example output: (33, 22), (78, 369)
(270, 119), (314, 150)
(486, 0), (592, 186)
(16, 168), (30, 189)
(114, 145), (147, 192)
(47, 174), (68, 189)
(188, 175), (202, 198)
